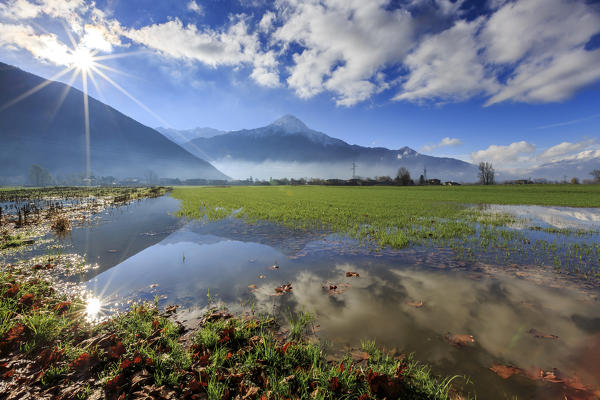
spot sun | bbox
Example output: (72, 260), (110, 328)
(85, 296), (102, 321)
(71, 47), (96, 71)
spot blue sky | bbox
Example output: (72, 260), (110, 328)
(0, 0), (599, 172)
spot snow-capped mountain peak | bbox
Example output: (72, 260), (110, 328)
(270, 114), (311, 134)
(262, 115), (342, 146)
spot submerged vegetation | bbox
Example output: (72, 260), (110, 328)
(1, 185), (599, 398)
(0, 271), (464, 399)
(172, 185), (600, 277)
(0, 185), (470, 399)
(0, 186), (170, 255)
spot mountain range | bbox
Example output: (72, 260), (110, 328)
(1, 61), (595, 184)
(165, 115), (479, 181)
(0, 62), (228, 184)
(162, 116), (600, 182)
(155, 126), (226, 145)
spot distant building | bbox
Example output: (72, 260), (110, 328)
(427, 179), (441, 185)
(444, 181), (460, 186)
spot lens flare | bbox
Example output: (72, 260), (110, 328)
(71, 47), (96, 72)
(0, 26), (170, 184)
(85, 297), (102, 321)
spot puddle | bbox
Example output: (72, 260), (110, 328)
(5, 195), (600, 399)
(85, 214), (600, 400)
(479, 204), (600, 231)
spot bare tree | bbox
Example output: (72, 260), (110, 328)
(591, 169), (600, 183)
(478, 162), (495, 185)
(28, 164), (54, 187)
(396, 167), (411, 185)
(144, 170), (159, 185)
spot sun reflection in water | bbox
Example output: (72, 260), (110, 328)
(85, 297), (102, 322)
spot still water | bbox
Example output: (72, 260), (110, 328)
(66, 196), (600, 399)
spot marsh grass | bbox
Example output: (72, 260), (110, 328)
(0, 272), (466, 399)
(50, 215), (71, 235)
(0, 231), (34, 250)
(172, 185), (600, 276)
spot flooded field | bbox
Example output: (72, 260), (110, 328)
(2, 189), (600, 399)
(31, 196), (600, 399)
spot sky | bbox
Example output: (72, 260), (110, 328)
(0, 0), (599, 174)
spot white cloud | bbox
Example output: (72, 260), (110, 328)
(471, 141), (536, 164)
(0, 0), (42, 20)
(272, 0), (600, 106)
(273, 0), (415, 106)
(422, 137), (462, 152)
(258, 11), (275, 32)
(539, 139), (597, 161)
(470, 138), (600, 175)
(0, 23), (72, 65)
(0, 0), (86, 23)
(124, 17), (279, 87)
(394, 18), (497, 103)
(187, 1), (204, 16)
(80, 24), (119, 52)
(482, 0), (597, 65)
(481, 0), (600, 105)
(1, 0), (600, 106)
(484, 47), (600, 105)
(557, 149), (600, 162)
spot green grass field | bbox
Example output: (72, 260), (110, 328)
(172, 185), (600, 275)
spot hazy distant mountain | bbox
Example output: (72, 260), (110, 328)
(0, 62), (228, 183)
(155, 126), (226, 145)
(183, 115), (478, 181)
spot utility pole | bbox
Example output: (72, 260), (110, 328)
(351, 162), (357, 179)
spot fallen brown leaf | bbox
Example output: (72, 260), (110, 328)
(274, 283), (292, 294)
(405, 300), (423, 308)
(528, 328), (559, 340)
(445, 333), (475, 348)
(490, 364), (520, 379)
(345, 272), (360, 277)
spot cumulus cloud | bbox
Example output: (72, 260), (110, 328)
(124, 17), (280, 87)
(394, 18), (498, 102)
(538, 139), (597, 161)
(258, 11), (275, 32)
(470, 138), (600, 176)
(273, 0), (415, 106)
(557, 149), (600, 162)
(0, 0), (86, 22)
(1, 0), (600, 106)
(422, 137), (462, 152)
(481, 0), (600, 105)
(0, 23), (72, 65)
(471, 141), (536, 164)
(0, 0), (42, 20)
(187, 1), (204, 16)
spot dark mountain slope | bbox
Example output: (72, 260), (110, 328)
(0, 62), (228, 183)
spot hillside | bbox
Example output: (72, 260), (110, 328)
(0, 62), (228, 184)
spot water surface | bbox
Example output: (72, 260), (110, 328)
(81, 199), (600, 400)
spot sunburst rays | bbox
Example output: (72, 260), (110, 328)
(0, 28), (165, 183)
